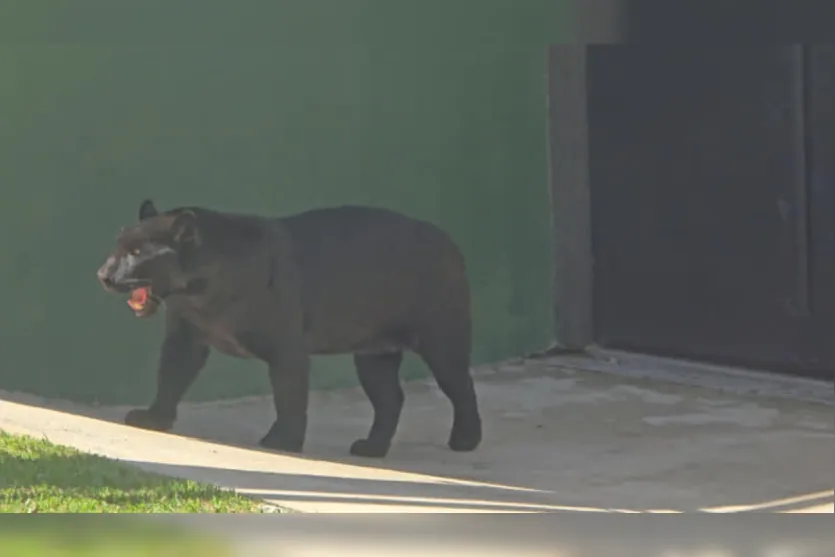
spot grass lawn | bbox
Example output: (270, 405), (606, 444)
(0, 519), (237, 557)
(0, 430), (268, 513)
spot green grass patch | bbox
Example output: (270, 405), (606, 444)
(0, 430), (267, 513)
(0, 518), (235, 557)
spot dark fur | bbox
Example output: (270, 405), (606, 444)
(96, 200), (482, 458)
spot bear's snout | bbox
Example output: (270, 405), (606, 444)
(97, 255), (128, 292)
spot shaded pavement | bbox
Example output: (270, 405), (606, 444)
(1, 355), (832, 513)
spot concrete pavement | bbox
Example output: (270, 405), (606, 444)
(1, 356), (832, 513)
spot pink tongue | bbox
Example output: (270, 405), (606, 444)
(127, 287), (150, 310)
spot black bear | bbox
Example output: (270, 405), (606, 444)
(96, 200), (482, 458)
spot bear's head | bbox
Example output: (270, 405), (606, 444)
(96, 199), (202, 318)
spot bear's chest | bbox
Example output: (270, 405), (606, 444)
(212, 338), (253, 358)
(170, 301), (256, 359)
(200, 325), (253, 358)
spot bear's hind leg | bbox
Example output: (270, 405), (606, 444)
(416, 327), (481, 452)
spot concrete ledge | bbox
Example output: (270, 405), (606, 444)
(534, 347), (834, 405)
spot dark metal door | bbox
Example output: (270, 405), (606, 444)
(586, 46), (832, 380)
(808, 45), (835, 378)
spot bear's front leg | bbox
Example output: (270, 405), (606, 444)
(257, 344), (310, 454)
(125, 313), (209, 433)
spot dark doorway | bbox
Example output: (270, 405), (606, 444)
(808, 46), (835, 357)
(548, 45), (833, 381)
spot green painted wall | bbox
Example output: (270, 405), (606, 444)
(0, 3), (564, 404)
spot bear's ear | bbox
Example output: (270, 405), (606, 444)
(138, 199), (158, 220)
(170, 210), (200, 246)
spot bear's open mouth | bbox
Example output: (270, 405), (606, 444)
(127, 286), (161, 316)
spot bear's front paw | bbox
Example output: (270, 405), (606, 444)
(124, 408), (175, 432)
(349, 438), (390, 458)
(258, 421), (304, 454)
